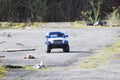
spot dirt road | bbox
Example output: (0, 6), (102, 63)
(0, 27), (120, 80)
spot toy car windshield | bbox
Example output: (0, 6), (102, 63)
(49, 32), (64, 38)
(50, 34), (64, 38)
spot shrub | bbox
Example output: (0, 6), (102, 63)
(107, 8), (120, 27)
(81, 0), (102, 23)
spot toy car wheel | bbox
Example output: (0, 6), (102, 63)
(47, 45), (51, 53)
(63, 45), (69, 52)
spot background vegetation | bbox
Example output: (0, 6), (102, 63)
(0, 0), (119, 22)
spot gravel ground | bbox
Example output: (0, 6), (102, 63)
(0, 27), (120, 80)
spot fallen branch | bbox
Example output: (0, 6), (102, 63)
(4, 65), (23, 69)
(1, 48), (35, 52)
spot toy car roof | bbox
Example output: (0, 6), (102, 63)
(47, 31), (65, 35)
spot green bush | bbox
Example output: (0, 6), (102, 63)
(81, 0), (102, 23)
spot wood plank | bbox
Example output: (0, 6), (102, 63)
(1, 48), (35, 52)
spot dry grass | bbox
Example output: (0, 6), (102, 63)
(72, 21), (87, 28)
(0, 66), (7, 78)
(0, 59), (7, 79)
(79, 39), (120, 69)
(107, 8), (120, 27)
(0, 22), (45, 29)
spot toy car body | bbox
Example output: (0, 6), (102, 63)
(45, 31), (70, 53)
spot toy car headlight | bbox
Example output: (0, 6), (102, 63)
(49, 40), (54, 43)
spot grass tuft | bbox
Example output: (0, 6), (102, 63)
(72, 21), (87, 28)
(0, 66), (7, 78)
(24, 66), (53, 71)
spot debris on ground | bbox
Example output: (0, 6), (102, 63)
(87, 22), (93, 26)
(0, 41), (6, 44)
(1, 32), (12, 37)
(24, 54), (35, 59)
(87, 21), (107, 26)
(93, 21), (107, 26)
(4, 65), (23, 69)
(33, 61), (46, 69)
(16, 43), (24, 47)
(0, 55), (5, 58)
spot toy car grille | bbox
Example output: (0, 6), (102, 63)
(54, 40), (62, 44)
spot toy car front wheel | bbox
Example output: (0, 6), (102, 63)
(63, 45), (69, 52)
(47, 45), (51, 53)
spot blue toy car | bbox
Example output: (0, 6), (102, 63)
(45, 31), (70, 53)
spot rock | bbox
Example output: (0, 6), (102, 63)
(0, 54), (5, 58)
(24, 54), (35, 59)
